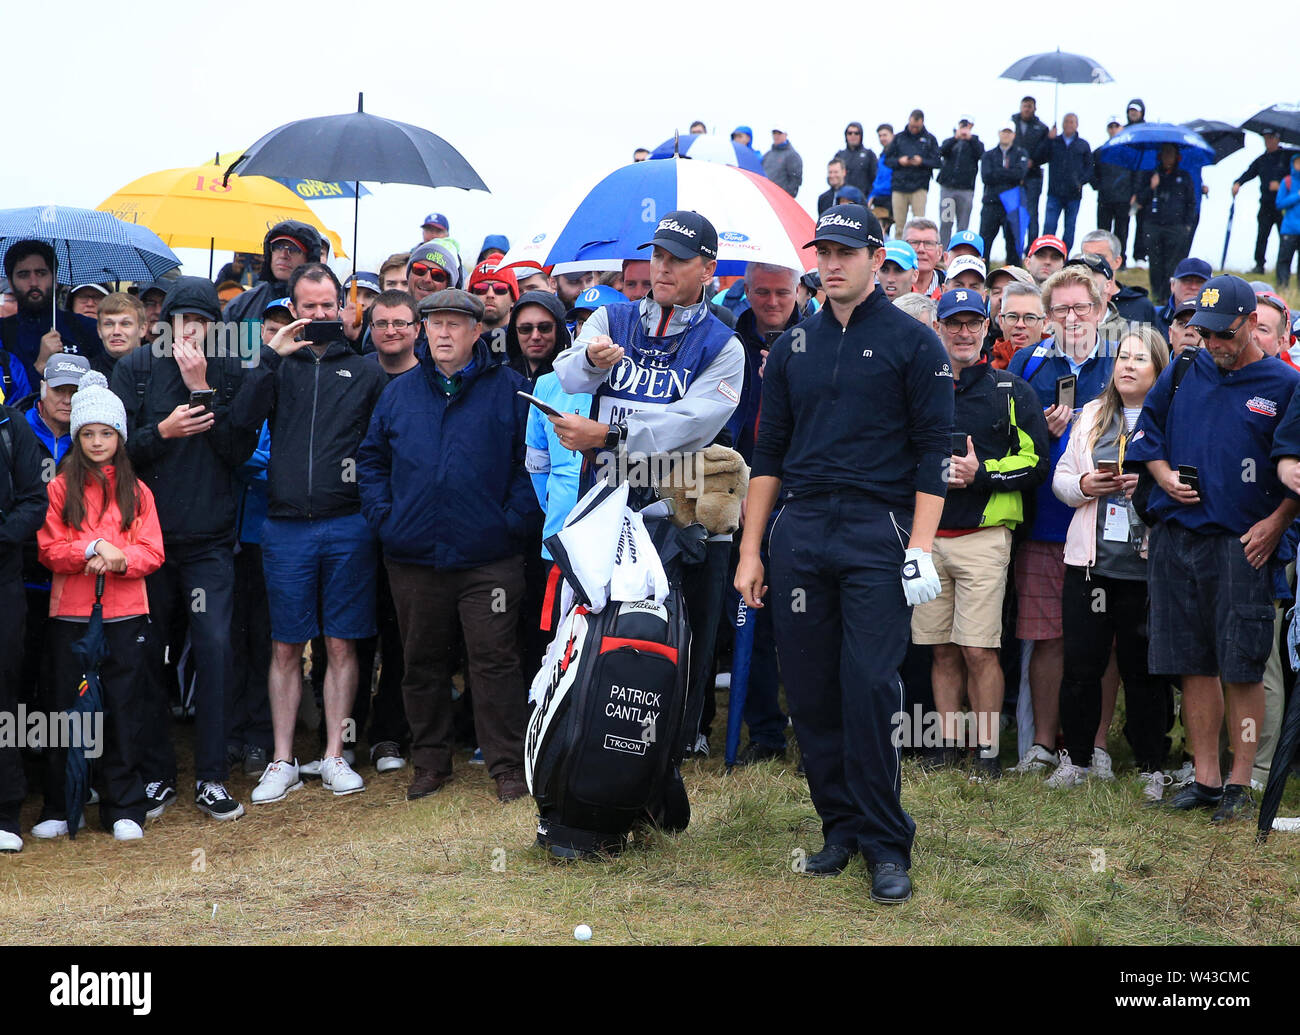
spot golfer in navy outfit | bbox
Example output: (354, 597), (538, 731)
(736, 205), (952, 903)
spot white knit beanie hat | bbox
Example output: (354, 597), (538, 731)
(70, 370), (128, 442)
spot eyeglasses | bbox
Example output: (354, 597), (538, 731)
(942, 318), (985, 333)
(410, 264), (450, 283)
(1049, 303), (1097, 318)
(471, 284), (512, 296)
(517, 321), (555, 337)
(1003, 312), (1044, 325)
(371, 319), (414, 331)
(270, 241), (304, 256)
(906, 239), (941, 250)
(1195, 321), (1242, 342)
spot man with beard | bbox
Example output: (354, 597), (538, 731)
(0, 241), (103, 386)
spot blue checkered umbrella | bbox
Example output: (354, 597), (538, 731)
(0, 205), (180, 287)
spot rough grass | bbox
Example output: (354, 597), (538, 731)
(6, 695), (1300, 946)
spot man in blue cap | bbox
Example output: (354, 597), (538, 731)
(421, 213), (450, 242)
(878, 241), (918, 301)
(1155, 257), (1211, 341)
(946, 230), (984, 264)
(914, 289), (1046, 775)
(1131, 275), (1300, 822)
(736, 204), (952, 902)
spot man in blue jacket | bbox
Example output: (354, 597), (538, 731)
(1134, 276), (1300, 822)
(1042, 114), (1093, 252)
(358, 288), (540, 804)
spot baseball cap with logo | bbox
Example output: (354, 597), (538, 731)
(343, 271), (382, 295)
(803, 204), (885, 250)
(945, 255), (987, 282)
(1028, 235), (1068, 258)
(638, 210), (718, 260)
(882, 241), (917, 271)
(1188, 274), (1255, 334)
(44, 354), (92, 388)
(566, 285), (629, 322)
(264, 296), (292, 319)
(937, 289), (988, 320)
(948, 230), (985, 256)
(421, 212), (450, 232)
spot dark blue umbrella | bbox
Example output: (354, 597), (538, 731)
(724, 590), (755, 770)
(65, 574), (107, 840)
(225, 92), (489, 271)
(999, 48), (1113, 124)
(0, 206), (180, 287)
(1094, 122), (1217, 173)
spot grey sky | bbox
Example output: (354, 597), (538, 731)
(2, 1), (1293, 279)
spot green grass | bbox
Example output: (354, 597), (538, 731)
(6, 699), (1300, 945)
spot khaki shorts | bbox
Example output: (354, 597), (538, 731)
(911, 526), (1013, 648)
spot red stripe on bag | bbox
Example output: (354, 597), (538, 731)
(540, 563), (562, 631)
(599, 636), (677, 664)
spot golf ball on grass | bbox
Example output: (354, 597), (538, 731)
(574, 924), (592, 941)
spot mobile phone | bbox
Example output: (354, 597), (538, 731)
(1055, 374), (1076, 410)
(951, 432), (968, 455)
(302, 320), (343, 346)
(188, 389), (215, 413)
(516, 391), (563, 418)
(1178, 465), (1200, 493)
(1095, 460), (1120, 476)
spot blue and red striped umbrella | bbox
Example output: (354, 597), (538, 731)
(500, 157), (816, 277)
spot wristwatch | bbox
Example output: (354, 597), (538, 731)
(603, 420), (627, 451)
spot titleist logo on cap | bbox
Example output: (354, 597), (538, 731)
(819, 213), (862, 231)
(657, 218), (697, 238)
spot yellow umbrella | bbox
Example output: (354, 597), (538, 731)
(96, 157), (346, 271)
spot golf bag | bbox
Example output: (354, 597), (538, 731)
(524, 479), (694, 857)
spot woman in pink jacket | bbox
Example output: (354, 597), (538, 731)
(34, 371), (164, 842)
(1049, 326), (1174, 799)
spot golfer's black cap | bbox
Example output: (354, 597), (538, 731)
(1187, 274), (1255, 334)
(803, 204), (885, 250)
(1065, 253), (1113, 281)
(638, 211), (718, 261)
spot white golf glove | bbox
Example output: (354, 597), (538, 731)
(901, 547), (940, 606)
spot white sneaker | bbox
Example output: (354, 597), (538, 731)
(1045, 752), (1088, 789)
(320, 755), (365, 796)
(714, 672), (731, 690)
(371, 742), (406, 774)
(1170, 761), (1195, 788)
(1011, 744), (1058, 773)
(1089, 747), (1115, 781)
(1139, 770), (1173, 802)
(112, 819), (143, 841)
(31, 816), (86, 839)
(0, 830), (22, 852)
(251, 759), (304, 804)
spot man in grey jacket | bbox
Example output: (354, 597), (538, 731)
(763, 129), (803, 198)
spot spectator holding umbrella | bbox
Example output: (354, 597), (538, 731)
(1012, 97), (1051, 242)
(35, 371), (165, 841)
(1233, 130), (1291, 276)
(1135, 144), (1196, 306)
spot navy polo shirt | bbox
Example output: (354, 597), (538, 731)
(1129, 349), (1300, 536)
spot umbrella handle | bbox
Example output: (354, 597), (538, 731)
(95, 572), (105, 600)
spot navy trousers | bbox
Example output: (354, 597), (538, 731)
(769, 493), (916, 868)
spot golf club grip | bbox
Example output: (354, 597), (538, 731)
(95, 573), (105, 599)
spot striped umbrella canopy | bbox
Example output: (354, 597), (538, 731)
(0, 205), (180, 286)
(649, 133), (765, 175)
(498, 157), (816, 277)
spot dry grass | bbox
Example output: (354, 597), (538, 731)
(7, 705), (1300, 946)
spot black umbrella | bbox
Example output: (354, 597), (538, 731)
(1257, 678), (1300, 842)
(1180, 119), (1245, 163)
(1241, 104), (1300, 147)
(1000, 48), (1114, 125)
(224, 93), (489, 286)
(65, 574), (107, 840)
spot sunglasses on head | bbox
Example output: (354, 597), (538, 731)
(471, 283), (512, 296)
(410, 263), (450, 282)
(517, 321), (555, 337)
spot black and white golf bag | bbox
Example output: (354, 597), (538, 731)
(524, 481), (693, 858)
